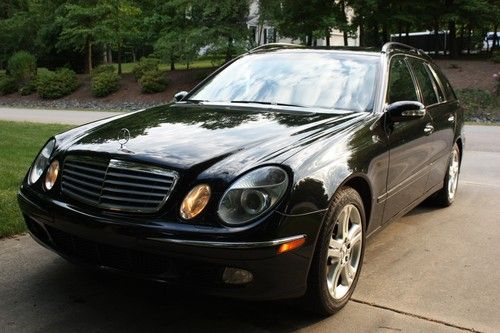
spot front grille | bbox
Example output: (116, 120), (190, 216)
(61, 156), (179, 213)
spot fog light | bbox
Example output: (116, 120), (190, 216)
(222, 268), (253, 285)
(44, 160), (60, 191)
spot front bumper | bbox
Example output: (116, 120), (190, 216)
(18, 187), (324, 300)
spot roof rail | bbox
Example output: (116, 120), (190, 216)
(381, 42), (431, 60)
(248, 43), (303, 53)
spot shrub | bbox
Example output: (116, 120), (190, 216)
(138, 70), (168, 94)
(492, 52), (500, 64)
(0, 74), (18, 95)
(92, 64), (116, 76)
(7, 51), (37, 86)
(19, 80), (37, 95)
(132, 57), (161, 81)
(91, 71), (120, 97)
(37, 68), (79, 99)
(456, 88), (495, 120)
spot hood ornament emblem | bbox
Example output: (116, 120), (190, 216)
(118, 128), (134, 154)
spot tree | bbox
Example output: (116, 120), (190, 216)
(56, 2), (108, 73)
(196, 0), (250, 61)
(96, 0), (142, 74)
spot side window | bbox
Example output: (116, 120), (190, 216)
(424, 63), (446, 103)
(408, 58), (439, 106)
(431, 64), (457, 101)
(388, 56), (418, 104)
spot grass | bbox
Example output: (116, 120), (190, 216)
(0, 121), (72, 238)
(114, 57), (224, 74)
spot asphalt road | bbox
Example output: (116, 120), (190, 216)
(0, 119), (499, 332)
(0, 107), (122, 125)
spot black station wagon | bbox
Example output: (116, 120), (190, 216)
(18, 42), (464, 315)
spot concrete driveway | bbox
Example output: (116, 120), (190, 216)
(0, 122), (499, 332)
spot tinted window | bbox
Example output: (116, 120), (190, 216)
(387, 56), (418, 103)
(431, 64), (457, 101)
(189, 51), (379, 112)
(408, 58), (438, 106)
(425, 64), (446, 103)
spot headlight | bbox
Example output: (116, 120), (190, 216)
(29, 139), (55, 185)
(218, 166), (288, 225)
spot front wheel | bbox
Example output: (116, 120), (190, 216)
(430, 143), (461, 207)
(305, 187), (366, 316)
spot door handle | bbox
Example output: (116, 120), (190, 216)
(448, 114), (455, 122)
(424, 123), (434, 135)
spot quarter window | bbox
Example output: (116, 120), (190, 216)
(388, 56), (418, 103)
(425, 64), (446, 103)
(408, 58), (439, 106)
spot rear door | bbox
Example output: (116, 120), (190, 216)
(407, 58), (456, 191)
(382, 55), (434, 223)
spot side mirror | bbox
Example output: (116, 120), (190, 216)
(386, 101), (426, 122)
(173, 91), (188, 102)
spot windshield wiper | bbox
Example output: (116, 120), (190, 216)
(230, 100), (303, 107)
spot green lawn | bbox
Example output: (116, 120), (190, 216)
(114, 57), (224, 74)
(0, 121), (72, 238)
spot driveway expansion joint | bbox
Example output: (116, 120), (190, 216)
(351, 299), (482, 333)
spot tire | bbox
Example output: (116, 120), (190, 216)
(305, 186), (366, 316)
(430, 143), (461, 207)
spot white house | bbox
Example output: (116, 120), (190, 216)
(247, 0), (359, 47)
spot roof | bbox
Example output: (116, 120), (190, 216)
(247, 42), (431, 60)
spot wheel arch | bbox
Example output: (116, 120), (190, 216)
(338, 173), (373, 230)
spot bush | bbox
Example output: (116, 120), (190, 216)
(492, 52), (500, 64)
(7, 51), (37, 86)
(19, 80), (37, 95)
(138, 70), (168, 94)
(132, 57), (161, 81)
(456, 88), (495, 120)
(0, 74), (18, 95)
(91, 71), (120, 97)
(37, 68), (79, 99)
(92, 64), (116, 76)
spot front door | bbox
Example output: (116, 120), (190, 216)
(382, 55), (434, 223)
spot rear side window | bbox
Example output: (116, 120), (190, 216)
(431, 64), (457, 101)
(408, 58), (439, 106)
(388, 56), (418, 103)
(424, 63), (446, 103)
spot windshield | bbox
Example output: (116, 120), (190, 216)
(189, 50), (379, 112)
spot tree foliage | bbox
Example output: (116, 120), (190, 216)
(0, 0), (498, 72)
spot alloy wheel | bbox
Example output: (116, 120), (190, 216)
(326, 204), (363, 300)
(448, 148), (460, 201)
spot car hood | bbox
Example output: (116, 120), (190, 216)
(64, 104), (363, 171)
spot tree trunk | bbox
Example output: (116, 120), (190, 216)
(132, 50), (136, 63)
(107, 46), (112, 64)
(382, 23), (388, 44)
(492, 23), (499, 52)
(87, 40), (92, 74)
(405, 25), (410, 44)
(434, 19), (440, 56)
(341, 0), (348, 46)
(117, 45), (122, 75)
(359, 20), (365, 47)
(170, 54), (175, 71)
(448, 20), (457, 58)
(225, 36), (233, 62)
(325, 28), (330, 46)
(467, 28), (472, 55)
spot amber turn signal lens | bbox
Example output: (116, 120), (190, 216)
(180, 184), (211, 219)
(277, 237), (306, 254)
(44, 160), (60, 191)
